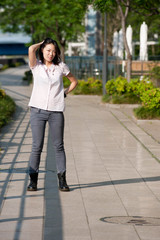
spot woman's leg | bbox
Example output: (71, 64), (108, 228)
(48, 112), (66, 174)
(48, 112), (69, 191)
(29, 108), (47, 174)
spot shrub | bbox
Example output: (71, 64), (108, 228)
(90, 79), (102, 94)
(127, 78), (140, 95)
(73, 78), (102, 95)
(0, 93), (16, 129)
(63, 76), (70, 88)
(102, 93), (111, 103)
(150, 66), (160, 80)
(105, 79), (116, 95)
(104, 75), (160, 119)
(136, 78), (154, 96)
(134, 106), (160, 119)
(140, 88), (160, 109)
(23, 70), (33, 83)
(105, 76), (154, 98)
(75, 80), (90, 94)
(114, 76), (128, 95)
(0, 89), (6, 98)
(0, 64), (9, 71)
(105, 76), (128, 95)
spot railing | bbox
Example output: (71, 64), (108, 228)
(65, 56), (122, 80)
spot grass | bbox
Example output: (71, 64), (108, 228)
(133, 106), (160, 120)
(0, 95), (16, 129)
(102, 93), (141, 104)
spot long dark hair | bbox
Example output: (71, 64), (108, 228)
(38, 38), (61, 65)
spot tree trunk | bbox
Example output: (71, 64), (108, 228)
(60, 40), (66, 62)
(107, 9), (121, 56)
(61, 44), (65, 62)
(127, 55), (132, 82)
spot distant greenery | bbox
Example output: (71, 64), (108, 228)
(0, 89), (16, 129)
(72, 78), (102, 95)
(63, 76), (70, 88)
(23, 70), (33, 84)
(0, 0), (90, 61)
(64, 77), (102, 95)
(150, 66), (160, 86)
(102, 92), (140, 104)
(0, 62), (24, 72)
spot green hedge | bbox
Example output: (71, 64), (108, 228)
(64, 77), (102, 95)
(23, 70), (33, 84)
(104, 75), (160, 119)
(0, 89), (16, 129)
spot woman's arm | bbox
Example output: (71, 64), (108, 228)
(28, 41), (43, 68)
(64, 73), (78, 95)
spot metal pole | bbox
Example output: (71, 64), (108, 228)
(102, 12), (108, 95)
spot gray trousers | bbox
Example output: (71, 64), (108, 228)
(29, 107), (66, 174)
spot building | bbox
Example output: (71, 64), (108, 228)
(0, 31), (31, 55)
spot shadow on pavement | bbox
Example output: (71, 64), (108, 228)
(43, 133), (63, 240)
(69, 176), (160, 191)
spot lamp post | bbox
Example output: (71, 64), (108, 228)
(102, 12), (108, 95)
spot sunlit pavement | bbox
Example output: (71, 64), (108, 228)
(0, 66), (160, 240)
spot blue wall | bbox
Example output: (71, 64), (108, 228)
(0, 43), (28, 55)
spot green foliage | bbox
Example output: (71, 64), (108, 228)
(127, 78), (139, 95)
(0, 90), (16, 129)
(0, 64), (9, 71)
(74, 80), (90, 94)
(0, 62), (24, 72)
(150, 66), (160, 82)
(104, 76), (156, 106)
(0, 89), (6, 98)
(140, 88), (160, 109)
(102, 93), (111, 103)
(105, 76), (129, 95)
(105, 76), (154, 97)
(114, 76), (128, 95)
(94, 0), (160, 16)
(127, 77), (154, 97)
(23, 70), (33, 83)
(90, 79), (102, 94)
(112, 93), (141, 104)
(134, 106), (160, 120)
(135, 78), (154, 96)
(104, 75), (160, 119)
(102, 92), (140, 104)
(0, 0), (90, 57)
(63, 77), (70, 88)
(73, 77), (102, 95)
(105, 79), (116, 95)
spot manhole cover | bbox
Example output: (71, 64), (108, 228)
(100, 216), (160, 226)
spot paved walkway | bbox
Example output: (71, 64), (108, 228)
(0, 66), (160, 240)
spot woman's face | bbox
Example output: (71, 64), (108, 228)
(42, 43), (56, 63)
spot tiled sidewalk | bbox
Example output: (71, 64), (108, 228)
(0, 67), (160, 240)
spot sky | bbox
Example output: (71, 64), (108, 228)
(0, 31), (31, 44)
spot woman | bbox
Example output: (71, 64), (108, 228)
(27, 38), (78, 192)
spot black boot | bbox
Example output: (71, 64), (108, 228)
(27, 173), (38, 191)
(58, 171), (70, 192)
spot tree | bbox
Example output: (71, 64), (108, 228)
(93, 0), (160, 82)
(0, 0), (90, 61)
(105, 7), (121, 56)
(127, 11), (160, 58)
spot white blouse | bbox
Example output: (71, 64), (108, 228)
(28, 60), (70, 111)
